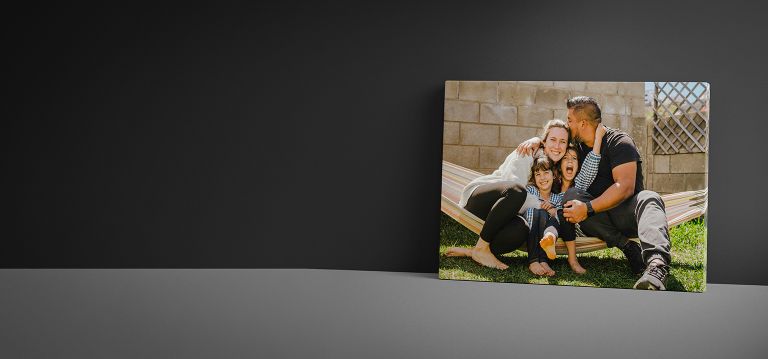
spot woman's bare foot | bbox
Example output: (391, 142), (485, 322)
(529, 262), (546, 276)
(539, 232), (557, 260)
(539, 262), (556, 276)
(568, 258), (587, 274)
(444, 247), (472, 257)
(470, 239), (508, 270)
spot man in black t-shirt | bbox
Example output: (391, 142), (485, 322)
(519, 96), (671, 290)
(575, 127), (645, 198)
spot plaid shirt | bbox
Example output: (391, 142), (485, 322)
(524, 186), (562, 228)
(523, 151), (600, 229)
(574, 151), (600, 191)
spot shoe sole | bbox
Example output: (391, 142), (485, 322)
(633, 277), (665, 291)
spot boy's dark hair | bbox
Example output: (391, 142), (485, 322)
(528, 153), (555, 186)
(566, 96), (602, 124)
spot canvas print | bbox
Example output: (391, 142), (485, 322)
(440, 81), (708, 292)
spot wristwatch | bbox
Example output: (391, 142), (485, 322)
(585, 201), (595, 217)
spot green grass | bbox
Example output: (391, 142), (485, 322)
(438, 213), (706, 292)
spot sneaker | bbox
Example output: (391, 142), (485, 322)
(621, 241), (645, 275)
(634, 262), (669, 290)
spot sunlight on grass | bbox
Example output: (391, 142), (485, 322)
(439, 214), (707, 292)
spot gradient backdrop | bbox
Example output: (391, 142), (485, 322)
(4, 1), (767, 285)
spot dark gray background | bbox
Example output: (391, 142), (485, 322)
(3, 1), (768, 285)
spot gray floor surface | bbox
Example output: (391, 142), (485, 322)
(1, 269), (766, 358)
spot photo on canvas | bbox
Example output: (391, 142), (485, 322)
(439, 81), (708, 292)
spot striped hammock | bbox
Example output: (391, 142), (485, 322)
(441, 161), (708, 254)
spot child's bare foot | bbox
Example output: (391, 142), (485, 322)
(444, 247), (472, 257)
(568, 259), (587, 274)
(539, 232), (557, 260)
(529, 262), (546, 276)
(539, 262), (556, 276)
(470, 241), (508, 270)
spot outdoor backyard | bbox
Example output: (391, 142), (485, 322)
(439, 213), (707, 292)
(439, 82), (708, 292)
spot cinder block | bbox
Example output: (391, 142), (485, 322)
(670, 153), (707, 173)
(535, 88), (570, 109)
(443, 145), (478, 169)
(444, 100), (479, 123)
(601, 114), (619, 128)
(571, 92), (606, 110)
(604, 95), (627, 115)
(480, 104), (517, 125)
(654, 155), (670, 173)
(631, 118), (647, 147)
(652, 173), (686, 194)
(499, 83), (536, 106)
(480, 147), (515, 169)
(685, 173), (707, 191)
(459, 81), (498, 103)
(445, 81), (459, 99)
(646, 168), (653, 191)
(460, 123), (499, 146)
(642, 165), (649, 189)
(443, 122), (460, 144)
(618, 82), (645, 96)
(647, 135), (654, 159)
(614, 115), (631, 132)
(554, 81), (586, 91)
(500, 126), (540, 147)
(554, 109), (567, 122)
(517, 106), (553, 127)
(630, 97), (648, 117)
(585, 82), (619, 94)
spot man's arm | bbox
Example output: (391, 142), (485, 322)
(591, 161), (636, 212)
(563, 161), (637, 223)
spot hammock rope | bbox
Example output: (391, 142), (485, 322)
(441, 161), (708, 254)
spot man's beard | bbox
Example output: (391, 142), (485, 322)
(572, 132), (584, 144)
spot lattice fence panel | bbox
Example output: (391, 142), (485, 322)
(652, 82), (709, 154)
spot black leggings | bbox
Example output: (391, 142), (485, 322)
(464, 182), (529, 257)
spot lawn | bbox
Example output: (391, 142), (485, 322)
(438, 213), (707, 292)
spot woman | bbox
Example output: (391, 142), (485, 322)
(444, 119), (569, 272)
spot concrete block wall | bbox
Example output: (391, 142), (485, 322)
(646, 152), (708, 194)
(443, 81), (649, 188)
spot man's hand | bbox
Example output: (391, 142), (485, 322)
(563, 200), (588, 223)
(515, 136), (541, 156)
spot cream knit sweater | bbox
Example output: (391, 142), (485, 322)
(458, 149), (542, 214)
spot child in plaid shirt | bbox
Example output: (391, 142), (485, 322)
(527, 124), (606, 276)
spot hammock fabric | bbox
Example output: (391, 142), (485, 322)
(441, 161), (708, 254)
